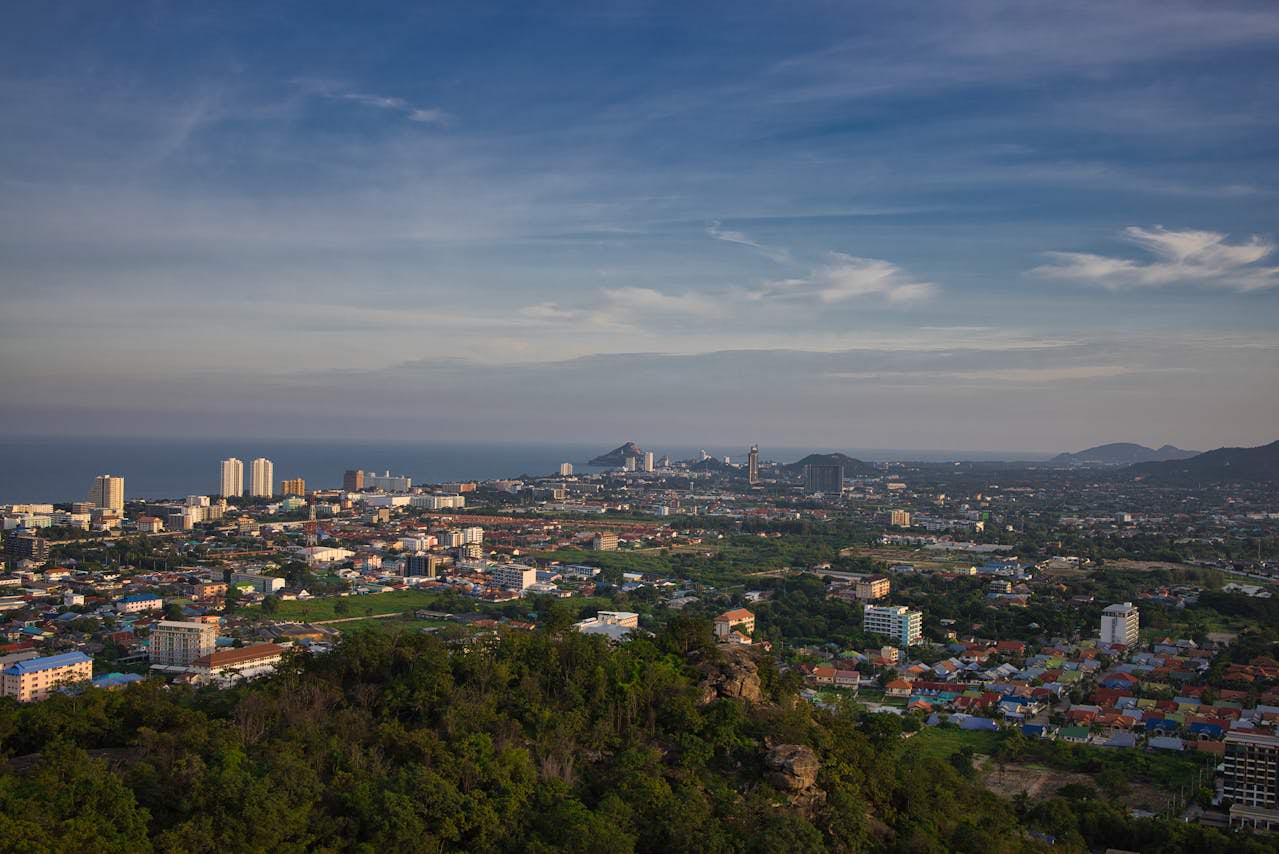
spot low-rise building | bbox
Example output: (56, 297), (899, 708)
(116, 593), (164, 614)
(190, 643), (286, 684)
(714, 608), (756, 639)
(1, 651), (93, 701)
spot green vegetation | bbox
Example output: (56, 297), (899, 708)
(0, 623), (1270, 852)
(900, 726), (1003, 762)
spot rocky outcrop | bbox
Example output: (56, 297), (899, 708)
(698, 646), (764, 705)
(589, 442), (646, 467)
(765, 744), (825, 813)
(764, 744), (820, 792)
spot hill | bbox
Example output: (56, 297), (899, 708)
(1051, 443), (1197, 465)
(783, 452), (877, 477)
(588, 441), (645, 466)
(1129, 439), (1279, 483)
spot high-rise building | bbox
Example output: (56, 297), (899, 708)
(250, 458), (274, 498)
(804, 464), (843, 495)
(404, 553), (446, 579)
(3, 534), (49, 563)
(1100, 602), (1140, 646)
(747, 445), (760, 485)
(343, 469), (365, 492)
(623, 457), (637, 472)
(219, 458), (244, 498)
(643, 452), (654, 472)
(890, 509), (912, 528)
(863, 604), (923, 647)
(281, 478), (306, 496)
(592, 532), (619, 551)
(88, 475), (124, 511)
(149, 620), (218, 667)
(1224, 732), (1279, 812)
(559, 463), (574, 476)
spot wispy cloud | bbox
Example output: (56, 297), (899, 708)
(706, 220), (792, 263)
(751, 253), (935, 303)
(1033, 226), (1279, 292)
(299, 81), (452, 126)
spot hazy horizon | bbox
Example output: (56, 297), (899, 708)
(3, 3), (1277, 450)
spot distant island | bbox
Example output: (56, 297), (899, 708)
(1051, 443), (1197, 466)
(588, 442), (646, 466)
(783, 452), (877, 477)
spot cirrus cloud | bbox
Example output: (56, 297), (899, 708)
(751, 252), (936, 303)
(1033, 226), (1279, 292)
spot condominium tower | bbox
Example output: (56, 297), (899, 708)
(863, 604), (923, 647)
(1100, 602), (1140, 646)
(87, 475), (124, 511)
(219, 457), (244, 497)
(250, 458), (274, 498)
(747, 445), (759, 486)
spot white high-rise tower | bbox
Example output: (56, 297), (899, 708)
(219, 458), (244, 498)
(250, 458), (274, 498)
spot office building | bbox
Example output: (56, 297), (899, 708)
(250, 458), (274, 498)
(890, 509), (912, 528)
(219, 458), (244, 497)
(863, 604), (923, 647)
(190, 643), (285, 685)
(88, 475), (125, 511)
(559, 462), (573, 476)
(592, 532), (619, 551)
(281, 478), (306, 496)
(489, 564), (537, 591)
(1100, 602), (1140, 646)
(1, 651), (93, 702)
(804, 464), (843, 495)
(3, 534), (48, 563)
(643, 451), (654, 472)
(1224, 732), (1279, 811)
(343, 469), (365, 492)
(149, 620), (218, 667)
(747, 445), (759, 486)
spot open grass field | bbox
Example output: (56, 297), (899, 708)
(899, 727), (1003, 761)
(261, 589), (454, 622)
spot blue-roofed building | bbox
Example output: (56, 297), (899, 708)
(92, 672), (145, 690)
(1, 651), (93, 701)
(116, 593), (163, 614)
(1021, 723), (1049, 739)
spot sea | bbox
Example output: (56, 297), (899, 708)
(0, 436), (1050, 504)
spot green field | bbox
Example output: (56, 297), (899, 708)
(259, 589), (455, 621)
(900, 726), (1004, 761)
(336, 616), (453, 635)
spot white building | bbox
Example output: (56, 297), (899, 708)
(365, 470), (412, 491)
(1100, 602), (1140, 646)
(250, 458), (274, 498)
(863, 604), (924, 647)
(489, 563), (537, 591)
(411, 494), (465, 510)
(88, 475), (124, 512)
(149, 620), (218, 667)
(299, 546), (353, 566)
(230, 572), (286, 594)
(219, 458), (244, 497)
(461, 526), (483, 544)
(559, 462), (573, 476)
(643, 452), (654, 472)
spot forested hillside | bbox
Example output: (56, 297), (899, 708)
(0, 619), (1271, 853)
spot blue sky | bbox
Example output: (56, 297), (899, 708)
(2, 1), (1277, 452)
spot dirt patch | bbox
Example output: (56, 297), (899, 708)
(982, 763), (1166, 811)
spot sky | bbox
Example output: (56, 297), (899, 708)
(2, 1), (1278, 453)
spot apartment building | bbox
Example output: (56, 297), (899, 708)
(863, 604), (923, 647)
(1100, 602), (1140, 646)
(1224, 731), (1279, 811)
(855, 575), (891, 600)
(149, 620), (218, 667)
(1, 651), (93, 701)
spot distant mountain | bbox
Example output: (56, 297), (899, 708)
(783, 452), (877, 477)
(1051, 443), (1198, 466)
(589, 442), (645, 467)
(1129, 440), (1279, 483)
(689, 457), (731, 473)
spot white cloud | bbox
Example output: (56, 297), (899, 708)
(1034, 226), (1279, 292)
(305, 84), (452, 126)
(752, 253), (935, 303)
(706, 220), (792, 263)
(599, 287), (720, 318)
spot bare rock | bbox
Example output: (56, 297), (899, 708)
(764, 744), (820, 792)
(698, 646), (764, 704)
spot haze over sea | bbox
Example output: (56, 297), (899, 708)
(0, 437), (1052, 504)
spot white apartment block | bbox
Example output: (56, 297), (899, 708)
(1100, 602), (1140, 646)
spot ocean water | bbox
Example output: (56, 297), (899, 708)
(0, 436), (1049, 504)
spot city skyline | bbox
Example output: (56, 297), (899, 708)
(2, 3), (1277, 451)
